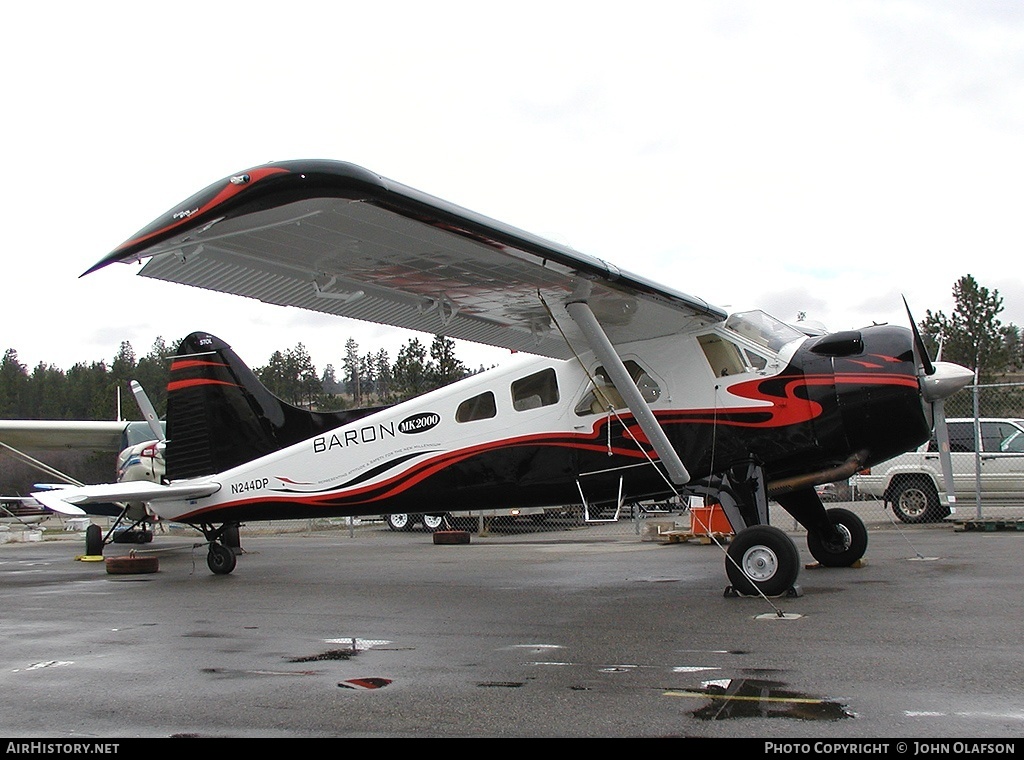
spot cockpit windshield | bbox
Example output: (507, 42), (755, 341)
(725, 311), (805, 352)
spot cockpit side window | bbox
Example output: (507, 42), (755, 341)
(698, 334), (746, 378)
(574, 360), (661, 416)
(725, 310), (803, 352)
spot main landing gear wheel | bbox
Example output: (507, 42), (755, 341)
(806, 507), (868, 567)
(725, 525), (801, 597)
(207, 542), (237, 575)
(85, 523), (103, 557)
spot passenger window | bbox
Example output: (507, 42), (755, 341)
(512, 368), (559, 412)
(456, 391), (496, 423)
(575, 361), (661, 416)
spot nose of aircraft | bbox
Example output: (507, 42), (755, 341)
(921, 361), (975, 402)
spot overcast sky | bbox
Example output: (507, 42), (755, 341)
(3, 1), (1023, 380)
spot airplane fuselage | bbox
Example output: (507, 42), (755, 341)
(148, 315), (929, 527)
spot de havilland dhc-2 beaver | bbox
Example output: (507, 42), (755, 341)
(29, 159), (973, 596)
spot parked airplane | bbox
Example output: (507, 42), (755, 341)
(0, 412), (169, 548)
(33, 159), (973, 596)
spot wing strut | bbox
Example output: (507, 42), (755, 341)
(564, 301), (690, 485)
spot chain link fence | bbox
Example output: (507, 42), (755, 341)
(16, 383), (1024, 546)
(117, 382), (1024, 544)
(851, 382), (1024, 524)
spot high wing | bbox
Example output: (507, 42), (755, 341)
(0, 420), (141, 452)
(85, 160), (726, 359)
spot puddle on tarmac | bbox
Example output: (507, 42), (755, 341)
(290, 648), (357, 662)
(477, 681), (526, 688)
(666, 678), (854, 721)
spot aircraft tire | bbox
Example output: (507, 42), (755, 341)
(207, 543), (237, 575)
(105, 555), (159, 575)
(806, 507), (868, 567)
(85, 524), (103, 557)
(222, 522), (241, 548)
(725, 525), (800, 597)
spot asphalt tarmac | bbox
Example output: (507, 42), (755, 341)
(1, 506), (1022, 740)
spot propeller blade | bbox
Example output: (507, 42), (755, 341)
(130, 380), (164, 443)
(932, 398), (956, 511)
(903, 296), (935, 376)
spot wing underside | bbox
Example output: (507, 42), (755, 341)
(0, 420), (131, 452)
(90, 160), (726, 359)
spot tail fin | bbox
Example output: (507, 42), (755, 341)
(165, 332), (388, 480)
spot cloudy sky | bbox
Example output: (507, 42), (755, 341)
(3, 1), (1022, 378)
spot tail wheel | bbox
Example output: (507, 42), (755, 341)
(807, 507), (868, 567)
(207, 542), (237, 575)
(889, 476), (943, 523)
(725, 525), (800, 597)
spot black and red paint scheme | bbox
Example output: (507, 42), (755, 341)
(39, 160), (972, 594)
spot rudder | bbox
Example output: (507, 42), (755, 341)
(164, 332), (388, 480)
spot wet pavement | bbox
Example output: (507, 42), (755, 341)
(1, 507), (1022, 739)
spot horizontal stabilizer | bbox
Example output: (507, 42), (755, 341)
(27, 493), (87, 515)
(31, 481), (220, 514)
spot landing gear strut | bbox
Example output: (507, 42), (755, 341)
(198, 522), (242, 575)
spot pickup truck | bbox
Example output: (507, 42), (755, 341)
(851, 417), (1024, 523)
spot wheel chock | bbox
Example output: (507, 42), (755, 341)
(105, 554), (159, 574)
(433, 530), (471, 545)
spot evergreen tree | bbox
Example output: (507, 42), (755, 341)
(428, 334), (467, 387)
(922, 275), (1012, 382)
(256, 350), (290, 398)
(392, 338), (429, 401)
(254, 344), (321, 407)
(133, 337), (174, 419)
(289, 343), (321, 408)
(372, 349), (392, 401)
(343, 338), (362, 406)
(320, 363), (342, 395)
(0, 349), (29, 417)
(26, 362), (67, 419)
(65, 361), (111, 419)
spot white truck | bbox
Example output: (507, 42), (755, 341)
(382, 507), (567, 532)
(851, 417), (1024, 523)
